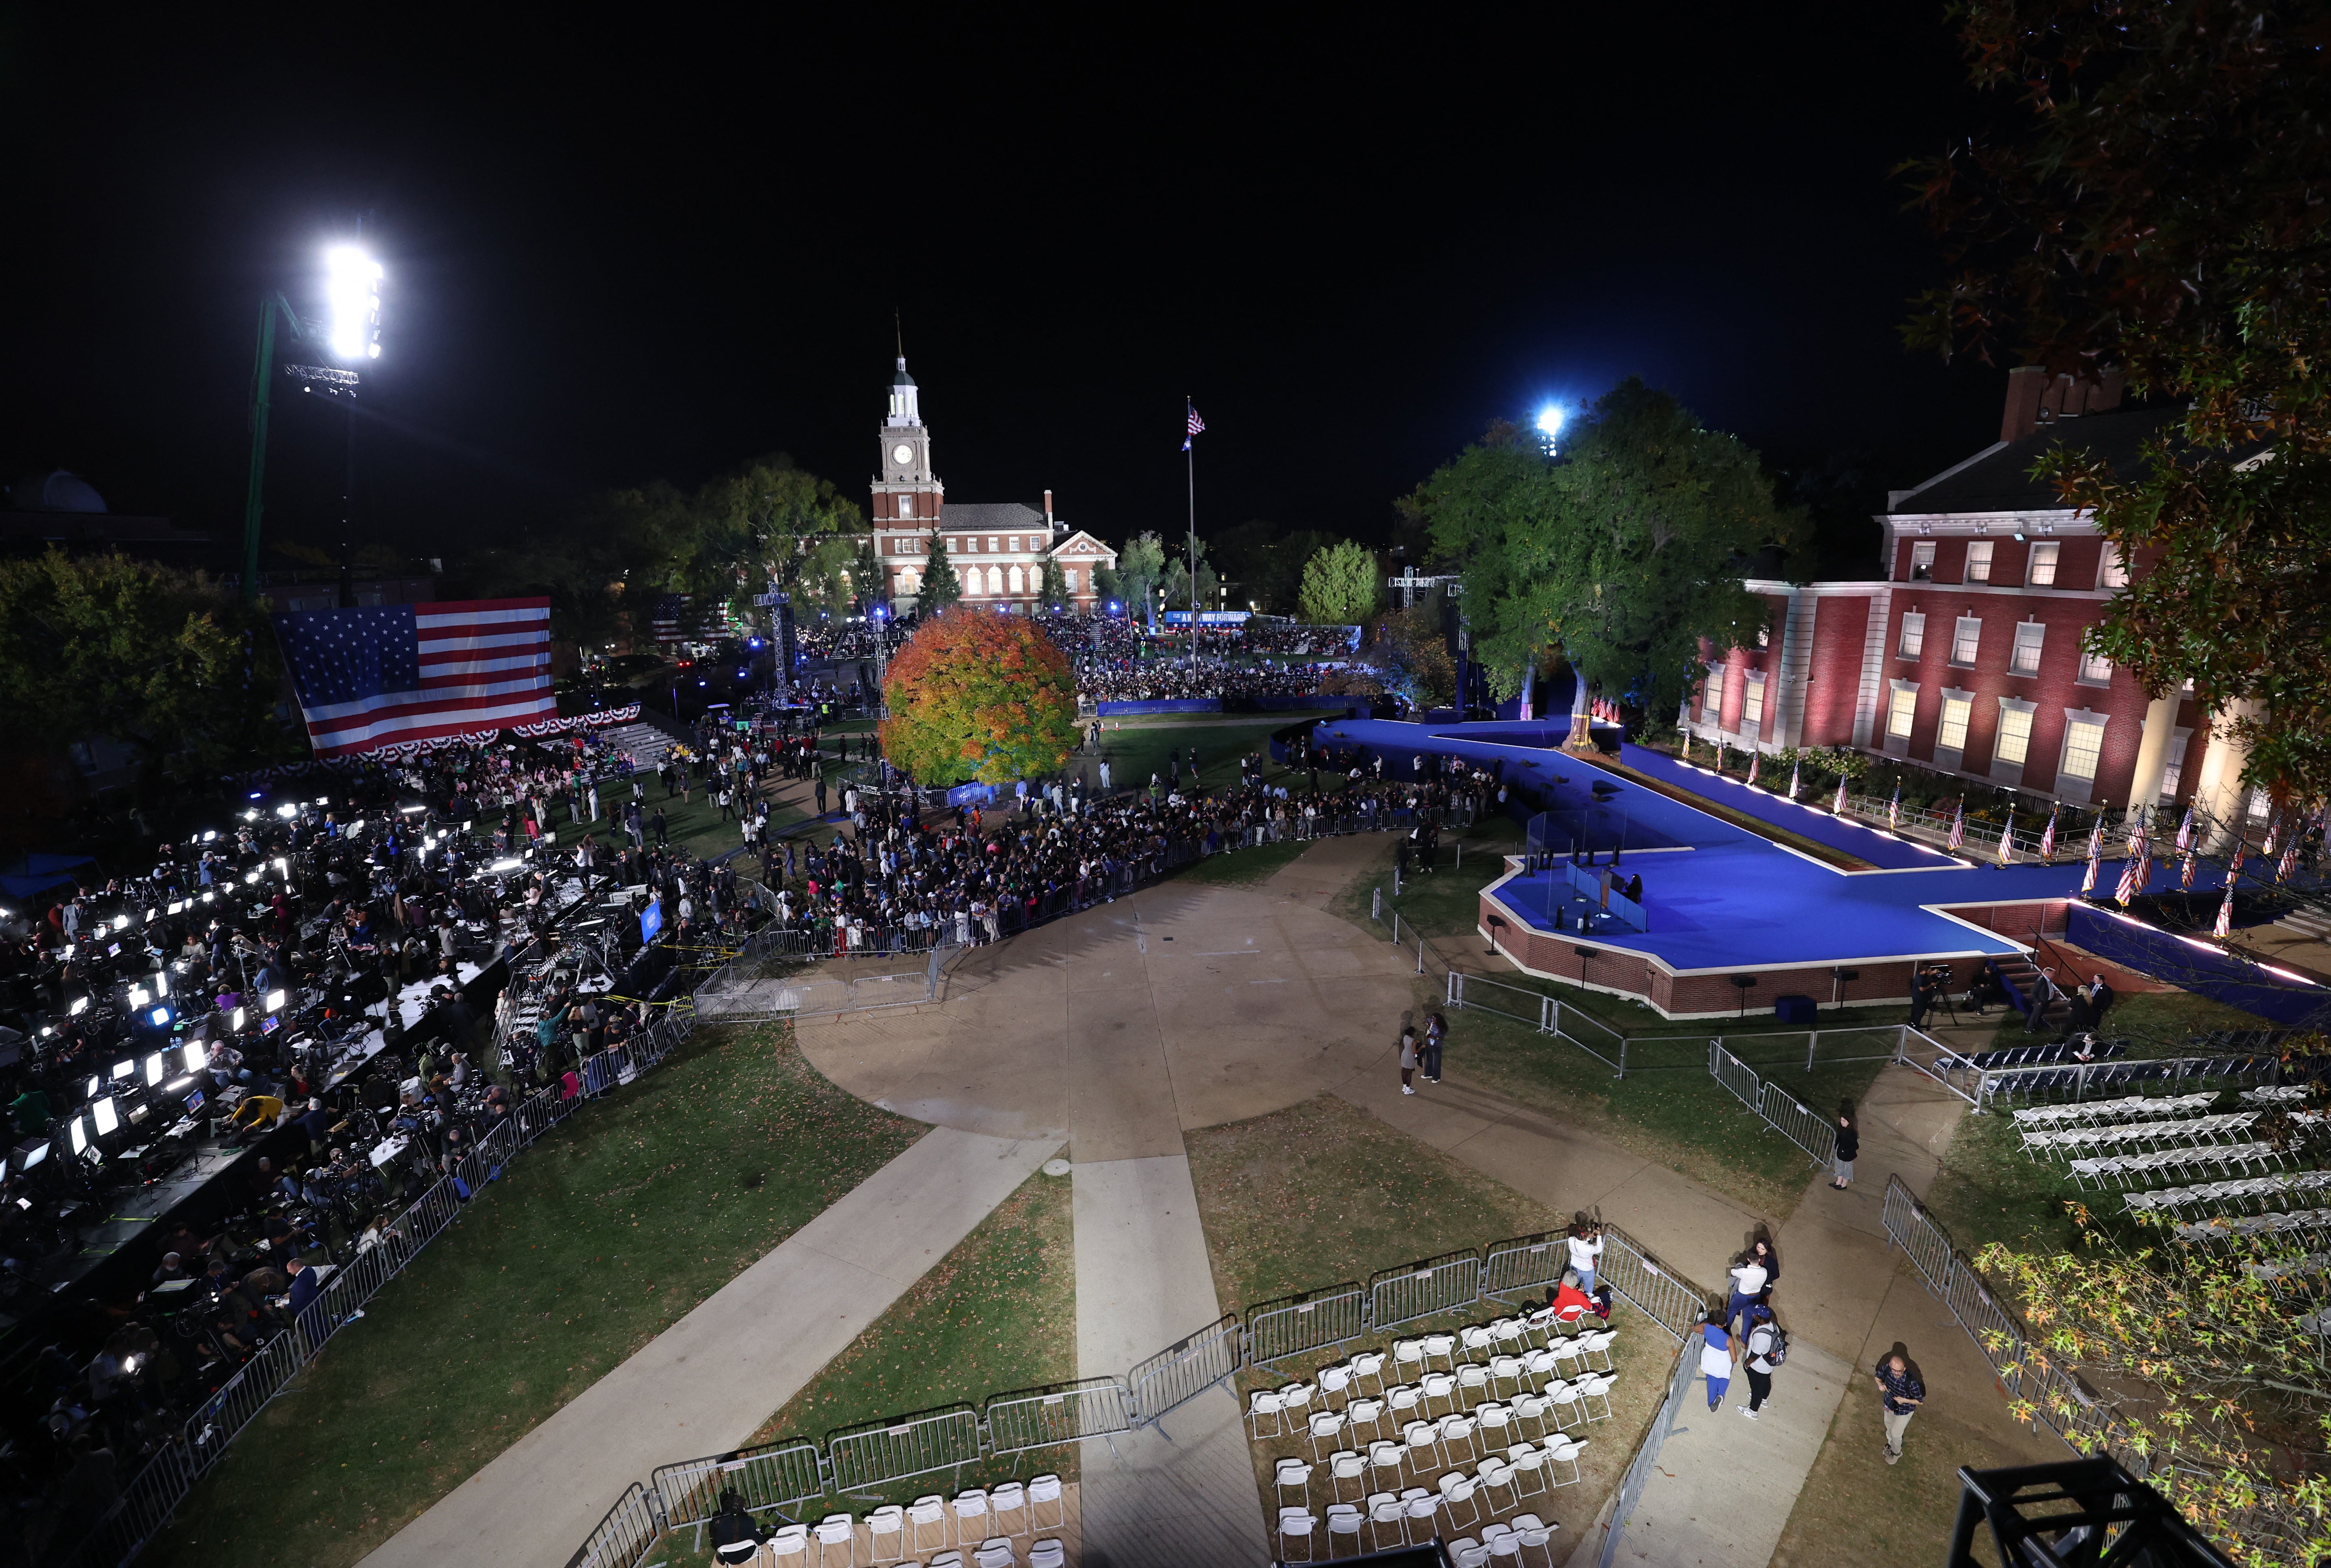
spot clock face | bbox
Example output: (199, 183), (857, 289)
(892, 442), (915, 466)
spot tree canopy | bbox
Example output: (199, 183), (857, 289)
(918, 527), (963, 612)
(877, 609), (1079, 786)
(0, 551), (299, 785)
(1211, 520), (1342, 614)
(1116, 532), (1168, 621)
(1296, 539), (1380, 625)
(1415, 382), (1798, 714)
(1903, 0), (2331, 801)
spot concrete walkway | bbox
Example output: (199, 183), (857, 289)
(362, 1126), (1060, 1568)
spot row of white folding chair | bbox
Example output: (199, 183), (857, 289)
(2014, 1093), (2213, 1128)
(1258, 1338), (1616, 1448)
(1283, 1486), (1563, 1562)
(2172, 1205), (2331, 1242)
(763, 1528), (1056, 1568)
(2071, 1142), (2288, 1189)
(1282, 1428), (1588, 1514)
(2243, 1085), (2311, 1106)
(1457, 1514), (1562, 1568)
(2026, 1113), (2252, 1157)
(863, 1480), (1063, 1562)
(2124, 1173), (2329, 1216)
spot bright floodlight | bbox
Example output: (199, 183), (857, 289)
(325, 244), (383, 361)
(1536, 406), (1565, 439)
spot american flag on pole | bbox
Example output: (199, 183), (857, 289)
(1832, 775), (1848, 816)
(2114, 815), (2152, 906)
(1996, 810), (2015, 866)
(1946, 799), (1964, 850)
(2277, 838), (2301, 883)
(2261, 810), (2281, 857)
(2081, 816), (2103, 895)
(2174, 805), (2196, 854)
(1747, 751), (1760, 786)
(272, 597), (555, 758)
(1182, 403), (1205, 452)
(2214, 881), (2235, 939)
(1887, 783), (1901, 830)
(2180, 846), (2197, 889)
(2038, 805), (2058, 861)
(1787, 760), (1801, 800)
(2227, 837), (2247, 883)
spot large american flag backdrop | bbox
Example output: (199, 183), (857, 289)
(271, 597), (556, 758)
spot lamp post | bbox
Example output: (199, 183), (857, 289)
(239, 238), (383, 603)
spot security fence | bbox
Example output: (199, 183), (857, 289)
(1757, 1082), (1839, 1168)
(554, 1218), (1721, 1568)
(1709, 1038), (1762, 1110)
(1597, 1334), (1700, 1568)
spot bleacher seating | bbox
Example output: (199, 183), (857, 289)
(1264, 1306), (1609, 1562)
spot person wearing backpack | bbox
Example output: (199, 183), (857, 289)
(1740, 1304), (1786, 1420)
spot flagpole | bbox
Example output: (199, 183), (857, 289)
(1185, 396), (1198, 676)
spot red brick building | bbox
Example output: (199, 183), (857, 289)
(866, 357), (1116, 612)
(1685, 369), (2266, 838)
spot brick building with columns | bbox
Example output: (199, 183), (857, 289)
(1684, 367), (2267, 840)
(864, 357), (1116, 612)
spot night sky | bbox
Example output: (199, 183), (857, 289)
(2, 7), (2012, 567)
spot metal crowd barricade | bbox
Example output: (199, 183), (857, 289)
(1246, 1285), (1368, 1365)
(1594, 1223), (1711, 1342)
(1708, 1037), (1761, 1112)
(985, 1378), (1137, 1454)
(1368, 1248), (1483, 1330)
(1755, 1082), (1839, 1168)
(1482, 1232), (1568, 1301)
(1598, 1334), (1699, 1568)
(573, 1481), (666, 1568)
(1127, 1313), (1242, 1427)
(652, 1440), (826, 1527)
(826, 1405), (985, 1493)
(1882, 1175), (1953, 1294)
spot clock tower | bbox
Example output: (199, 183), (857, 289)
(871, 357), (943, 526)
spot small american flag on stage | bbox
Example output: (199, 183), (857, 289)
(273, 597), (555, 758)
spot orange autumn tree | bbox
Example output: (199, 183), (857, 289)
(879, 609), (1079, 786)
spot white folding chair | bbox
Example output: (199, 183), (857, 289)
(1028, 1542), (1064, 1568)
(1420, 1371), (1459, 1419)
(1421, 1333), (1459, 1371)
(1578, 1328), (1617, 1373)
(866, 1505), (908, 1566)
(1392, 1338), (1429, 1382)
(1276, 1457), (1314, 1510)
(1346, 1396), (1388, 1445)
(1491, 1315), (1532, 1355)
(1511, 1391), (1553, 1439)
(1484, 1522), (1526, 1568)
(1436, 1413), (1480, 1467)
(1474, 1401), (1515, 1452)
(1574, 1372), (1616, 1423)
(1505, 1441), (1550, 1499)
(1544, 1434), (1587, 1486)
(1365, 1495), (1409, 1554)
(1476, 1454), (1520, 1512)
(1282, 1382), (1318, 1426)
(1325, 1504), (1365, 1559)
(930, 1554), (965, 1568)
(1401, 1419), (1443, 1475)
(1317, 1362), (1356, 1408)
(1329, 1448), (1368, 1504)
(1028, 1474), (1064, 1534)
(987, 1483), (1028, 1540)
(768, 1525), (812, 1568)
(1455, 1363), (1493, 1408)
(1458, 1324), (1497, 1363)
(907, 1497), (948, 1556)
(1487, 1354), (1529, 1399)
(1386, 1384), (1425, 1429)
(1549, 1335), (1588, 1375)
(1350, 1349), (1389, 1396)
(1310, 1409), (1350, 1461)
(948, 1492), (991, 1550)
(972, 1544), (1014, 1568)
(1249, 1387), (1288, 1440)
(1436, 1472), (1484, 1534)
(814, 1514), (857, 1568)
(1365, 1439), (1407, 1493)
(1514, 1516), (1561, 1568)
(1279, 1509), (1320, 1563)
(1449, 1538), (1490, 1568)
(1520, 1347), (1560, 1392)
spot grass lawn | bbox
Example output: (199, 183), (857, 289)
(1084, 718), (1303, 795)
(540, 773), (809, 865)
(1185, 1095), (1675, 1545)
(698, 1166), (1081, 1530)
(1178, 840), (1312, 886)
(2089, 988), (2284, 1056)
(142, 1025), (925, 1568)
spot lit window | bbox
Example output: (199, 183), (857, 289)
(2248, 787), (2272, 821)
(900, 496), (914, 519)
(1996, 706), (2034, 765)
(988, 537), (999, 552)
(948, 538), (960, 553)
(1743, 677), (1765, 726)
(1952, 616), (1982, 665)
(1965, 540), (1993, 582)
(1009, 537), (1021, 552)
(2098, 542), (2129, 589)
(2078, 648), (2112, 684)
(2028, 541), (2061, 586)
(2010, 622), (2045, 675)
(1937, 696), (1971, 751)
(1910, 541), (1935, 581)
(1064, 569), (1078, 592)
(1888, 687), (1917, 739)
(1898, 612), (1925, 658)
(2161, 734), (2188, 797)
(1008, 564), (1025, 594)
(2061, 720), (2105, 781)
(1703, 665), (1726, 716)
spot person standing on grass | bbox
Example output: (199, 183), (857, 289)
(1398, 1026), (1419, 1094)
(1739, 1304), (1783, 1421)
(1831, 1101), (1860, 1190)
(1565, 1218), (1604, 1297)
(1700, 1309), (1736, 1412)
(1874, 1346), (1925, 1465)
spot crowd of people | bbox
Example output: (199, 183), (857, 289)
(1073, 655), (1340, 705)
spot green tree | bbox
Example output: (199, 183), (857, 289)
(849, 539), (884, 612)
(1416, 384), (1797, 716)
(1370, 604), (1456, 711)
(878, 609), (1079, 786)
(1116, 532), (1168, 621)
(1211, 521), (1341, 614)
(1297, 539), (1381, 625)
(0, 551), (299, 784)
(918, 528), (963, 613)
(1038, 554), (1071, 610)
(1092, 563), (1125, 607)
(1902, 0), (2331, 801)
(1159, 541), (1217, 617)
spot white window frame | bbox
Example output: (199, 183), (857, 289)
(1885, 680), (1919, 750)
(899, 496), (914, 519)
(2098, 541), (2129, 589)
(1703, 664), (1726, 719)
(1951, 616), (1982, 667)
(2076, 644), (2113, 686)
(1993, 696), (2036, 777)
(2027, 540), (2062, 586)
(1936, 692), (1973, 755)
(1909, 541), (1936, 581)
(2009, 621), (2046, 677)
(1008, 537), (1021, 552)
(1964, 539), (1994, 583)
(2161, 730), (2191, 798)
(1898, 612), (1925, 659)
(2059, 712), (2108, 794)
(1742, 672), (1766, 728)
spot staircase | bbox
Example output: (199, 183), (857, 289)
(592, 721), (679, 768)
(2278, 906), (2331, 944)
(1991, 952), (2070, 1033)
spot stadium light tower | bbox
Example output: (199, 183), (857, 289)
(1536, 405), (1565, 447)
(239, 235), (383, 602)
